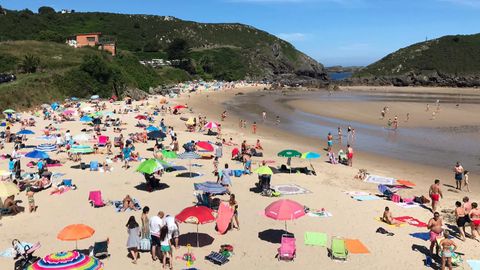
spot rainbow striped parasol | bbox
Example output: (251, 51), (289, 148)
(27, 251), (103, 270)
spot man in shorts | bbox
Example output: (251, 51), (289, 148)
(428, 212), (444, 255)
(149, 211), (165, 260)
(453, 162), (464, 190)
(164, 214), (180, 249)
(429, 179), (443, 212)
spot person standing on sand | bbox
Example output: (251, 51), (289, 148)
(262, 111), (266, 122)
(453, 162), (464, 190)
(454, 201), (468, 241)
(252, 122), (257, 134)
(405, 113), (410, 122)
(439, 230), (457, 270)
(426, 104), (430, 111)
(337, 127), (342, 144)
(463, 171), (470, 192)
(221, 111), (227, 121)
(346, 144), (353, 167)
(327, 132), (333, 152)
(427, 212), (443, 255)
(126, 216), (141, 264)
(429, 179), (443, 212)
(470, 202), (480, 240)
(149, 211), (165, 261)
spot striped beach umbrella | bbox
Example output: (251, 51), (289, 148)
(27, 251), (103, 270)
(178, 152), (201, 178)
(36, 144), (57, 152)
(204, 121), (219, 129)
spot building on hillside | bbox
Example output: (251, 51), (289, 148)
(61, 9), (74, 14)
(66, 32), (116, 56)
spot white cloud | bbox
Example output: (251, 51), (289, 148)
(438, 0), (480, 7)
(277, 33), (308, 41)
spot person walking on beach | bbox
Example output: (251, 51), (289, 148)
(429, 179), (443, 212)
(262, 111), (266, 122)
(327, 132), (333, 152)
(346, 144), (354, 167)
(428, 212), (443, 255)
(229, 194), (240, 230)
(159, 225), (173, 270)
(126, 216), (141, 264)
(454, 201), (468, 241)
(463, 170), (470, 192)
(252, 122), (257, 134)
(453, 162), (464, 190)
(439, 230), (457, 270)
(221, 111), (227, 121)
(149, 211), (165, 261)
(141, 206), (150, 237)
(337, 127), (342, 144)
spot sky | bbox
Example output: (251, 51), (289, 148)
(1, 0), (480, 66)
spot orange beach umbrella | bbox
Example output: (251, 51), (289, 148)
(57, 224), (95, 249)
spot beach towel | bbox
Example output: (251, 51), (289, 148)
(394, 216), (427, 227)
(396, 202), (420, 209)
(467, 260), (480, 270)
(114, 198), (141, 212)
(307, 210), (332, 218)
(345, 191), (370, 196)
(272, 184), (312, 196)
(410, 232), (430, 241)
(352, 195), (380, 201)
(396, 179), (416, 187)
(50, 186), (71, 195)
(374, 217), (406, 227)
(345, 239), (370, 254)
(304, 232), (327, 247)
(216, 202), (234, 235)
(365, 175), (395, 185)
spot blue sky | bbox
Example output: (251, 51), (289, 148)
(1, 0), (479, 66)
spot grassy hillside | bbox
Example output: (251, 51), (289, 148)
(354, 34), (480, 77)
(0, 9), (325, 80)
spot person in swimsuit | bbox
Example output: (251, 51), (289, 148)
(463, 170), (470, 192)
(337, 127), (342, 143)
(429, 179), (443, 212)
(428, 212), (443, 255)
(440, 230), (457, 270)
(454, 201), (467, 241)
(327, 132), (333, 152)
(346, 144), (354, 167)
(381, 206), (401, 226)
(453, 162), (464, 190)
(469, 202), (480, 240)
(229, 194), (240, 230)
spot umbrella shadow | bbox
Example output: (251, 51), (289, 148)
(178, 232), (214, 248)
(134, 182), (169, 192)
(258, 229), (291, 244)
(176, 172), (202, 178)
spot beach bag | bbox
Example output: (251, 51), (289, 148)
(139, 235), (151, 251)
(391, 194), (401, 203)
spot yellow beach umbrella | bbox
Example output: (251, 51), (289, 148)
(0, 181), (19, 197)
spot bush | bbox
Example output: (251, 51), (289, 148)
(38, 6), (55, 15)
(37, 30), (64, 43)
(0, 54), (18, 73)
(166, 39), (189, 60)
(19, 54), (40, 73)
(143, 39), (161, 52)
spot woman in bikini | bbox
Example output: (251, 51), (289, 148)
(439, 230), (457, 270)
(469, 202), (480, 240)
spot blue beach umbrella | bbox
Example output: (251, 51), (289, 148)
(301, 152), (321, 160)
(36, 144), (57, 152)
(146, 125), (159, 132)
(80, 116), (93, 122)
(17, 129), (35, 135)
(51, 102), (59, 111)
(25, 150), (49, 159)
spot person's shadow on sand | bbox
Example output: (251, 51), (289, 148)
(411, 244), (440, 269)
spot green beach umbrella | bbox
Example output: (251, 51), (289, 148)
(162, 150), (177, 159)
(277, 150), (302, 158)
(254, 166), (273, 175)
(69, 145), (94, 154)
(136, 159), (164, 174)
(3, 109), (15, 114)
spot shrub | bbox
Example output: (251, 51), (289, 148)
(19, 54), (40, 73)
(38, 6), (55, 15)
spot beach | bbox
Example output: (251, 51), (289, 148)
(1, 84), (479, 270)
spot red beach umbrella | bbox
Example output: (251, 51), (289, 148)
(173, 105), (187, 110)
(265, 199), (305, 231)
(196, 141), (214, 152)
(176, 206), (215, 247)
(135, 115), (147, 120)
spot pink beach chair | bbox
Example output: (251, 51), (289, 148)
(277, 234), (296, 261)
(98, 136), (109, 147)
(88, 190), (106, 208)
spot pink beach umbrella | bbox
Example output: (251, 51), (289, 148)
(265, 199), (305, 231)
(204, 121), (219, 129)
(62, 110), (75, 115)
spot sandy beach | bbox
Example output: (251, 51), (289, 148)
(1, 85), (479, 270)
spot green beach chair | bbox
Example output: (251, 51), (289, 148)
(330, 237), (348, 260)
(304, 232), (327, 247)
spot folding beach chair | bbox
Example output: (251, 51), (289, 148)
(90, 239), (110, 259)
(98, 136), (109, 147)
(278, 234), (296, 261)
(88, 190), (106, 208)
(329, 237), (348, 260)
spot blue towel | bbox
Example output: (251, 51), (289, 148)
(468, 260), (480, 270)
(410, 232), (430, 241)
(234, 170), (244, 177)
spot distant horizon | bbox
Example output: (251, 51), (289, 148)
(2, 0), (479, 67)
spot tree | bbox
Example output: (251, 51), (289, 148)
(80, 55), (112, 84)
(0, 54), (18, 73)
(143, 39), (160, 52)
(19, 54), (40, 73)
(38, 6), (55, 15)
(165, 39), (189, 60)
(37, 30), (64, 43)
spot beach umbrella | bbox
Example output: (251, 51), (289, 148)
(178, 152), (201, 178)
(162, 150), (177, 159)
(27, 250), (103, 270)
(80, 116), (93, 122)
(173, 105), (187, 110)
(51, 102), (59, 111)
(3, 109), (15, 114)
(57, 224), (95, 249)
(146, 125), (159, 132)
(0, 181), (19, 197)
(254, 166), (273, 175)
(69, 145), (93, 154)
(92, 118), (102, 125)
(193, 182), (227, 195)
(16, 129), (35, 135)
(147, 130), (166, 140)
(62, 110), (75, 115)
(135, 115), (147, 120)
(73, 133), (91, 142)
(196, 141), (214, 152)
(36, 144), (57, 152)
(278, 150), (302, 173)
(204, 121), (219, 129)
(136, 159), (164, 174)
(265, 199), (305, 231)
(176, 206), (215, 247)
(25, 150), (49, 159)
(301, 152), (321, 159)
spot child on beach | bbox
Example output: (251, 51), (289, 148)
(252, 122), (257, 134)
(463, 170), (470, 192)
(26, 187), (37, 213)
(160, 225), (173, 269)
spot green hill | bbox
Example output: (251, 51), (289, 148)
(350, 34), (480, 87)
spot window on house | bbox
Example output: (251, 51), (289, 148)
(87, 37), (96, 42)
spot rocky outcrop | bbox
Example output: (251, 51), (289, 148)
(343, 72), (480, 87)
(123, 87), (149, 100)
